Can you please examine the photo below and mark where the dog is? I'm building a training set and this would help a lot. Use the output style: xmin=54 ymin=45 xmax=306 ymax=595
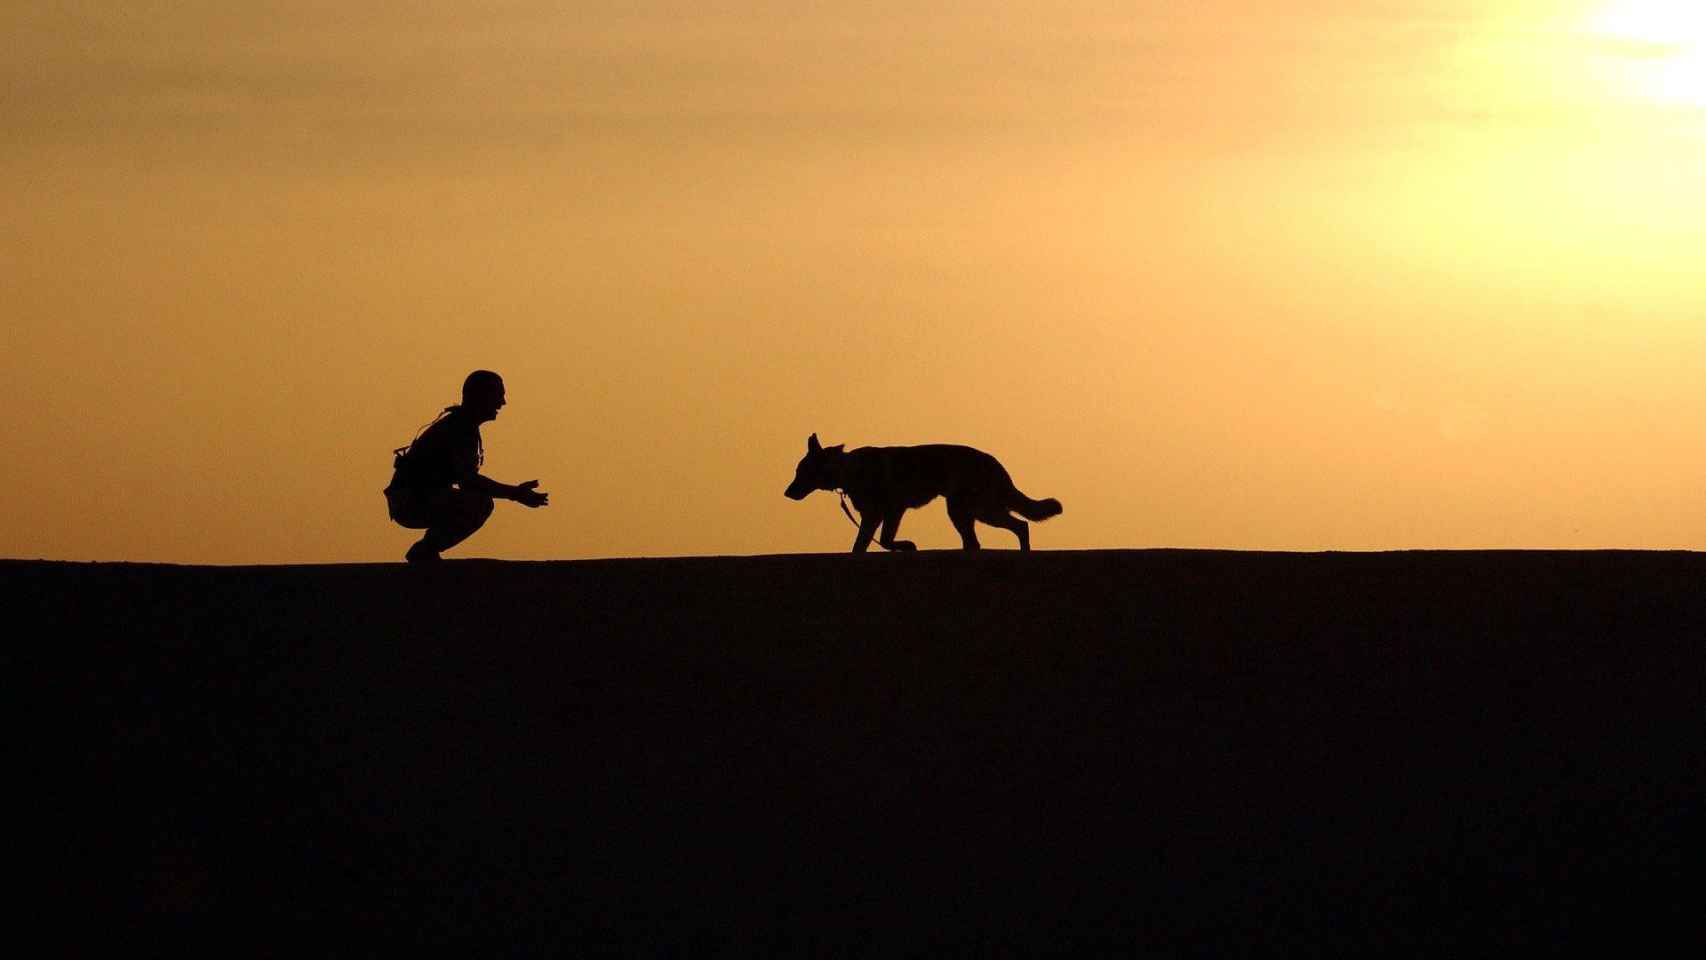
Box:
xmin=784 ymin=433 xmax=1062 ymax=552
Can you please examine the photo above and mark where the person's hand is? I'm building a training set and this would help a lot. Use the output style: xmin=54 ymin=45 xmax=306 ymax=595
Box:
xmin=514 ymin=480 xmax=549 ymax=508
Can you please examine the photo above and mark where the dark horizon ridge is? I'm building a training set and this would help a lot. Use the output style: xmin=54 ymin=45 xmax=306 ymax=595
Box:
xmin=27 ymin=550 xmax=1703 ymax=953
xmin=8 ymin=544 xmax=1705 ymax=570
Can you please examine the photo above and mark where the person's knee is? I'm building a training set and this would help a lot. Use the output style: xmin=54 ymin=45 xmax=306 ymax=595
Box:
xmin=425 ymin=491 xmax=494 ymax=549
xmin=467 ymin=492 xmax=495 ymax=524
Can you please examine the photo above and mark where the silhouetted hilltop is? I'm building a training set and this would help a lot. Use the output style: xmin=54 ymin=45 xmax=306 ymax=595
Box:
xmin=19 ymin=551 xmax=1703 ymax=954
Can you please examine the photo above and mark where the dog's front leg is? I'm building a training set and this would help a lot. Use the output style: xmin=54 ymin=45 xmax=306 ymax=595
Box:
xmin=852 ymin=512 xmax=879 ymax=553
xmin=879 ymin=510 xmax=916 ymax=552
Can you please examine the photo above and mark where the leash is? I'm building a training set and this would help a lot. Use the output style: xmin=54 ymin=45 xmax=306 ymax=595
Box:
xmin=836 ymin=489 xmax=893 ymax=551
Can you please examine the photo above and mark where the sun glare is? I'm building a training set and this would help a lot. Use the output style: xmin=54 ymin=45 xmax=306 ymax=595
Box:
xmin=1589 ymin=1 xmax=1706 ymax=106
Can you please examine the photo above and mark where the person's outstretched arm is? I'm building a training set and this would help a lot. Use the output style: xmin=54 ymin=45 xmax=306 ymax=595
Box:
xmin=468 ymin=473 xmax=549 ymax=507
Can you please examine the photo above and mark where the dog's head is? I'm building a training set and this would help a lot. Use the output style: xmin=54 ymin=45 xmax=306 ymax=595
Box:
xmin=784 ymin=433 xmax=843 ymax=500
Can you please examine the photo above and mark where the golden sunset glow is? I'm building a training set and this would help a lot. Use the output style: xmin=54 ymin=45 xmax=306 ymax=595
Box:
xmin=3 ymin=2 xmax=1704 ymax=562
xmin=1593 ymin=2 xmax=1706 ymax=43
xmin=1587 ymin=2 xmax=1706 ymax=105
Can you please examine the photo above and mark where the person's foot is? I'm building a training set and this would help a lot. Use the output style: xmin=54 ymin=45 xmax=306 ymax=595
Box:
xmin=404 ymin=541 xmax=442 ymax=564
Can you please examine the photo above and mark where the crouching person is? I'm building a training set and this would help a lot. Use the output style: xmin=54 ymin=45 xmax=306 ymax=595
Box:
xmin=385 ymin=370 xmax=549 ymax=563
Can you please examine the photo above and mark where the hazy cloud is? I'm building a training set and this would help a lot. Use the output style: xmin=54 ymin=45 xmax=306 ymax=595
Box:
xmin=3 ymin=1 xmax=1488 ymax=167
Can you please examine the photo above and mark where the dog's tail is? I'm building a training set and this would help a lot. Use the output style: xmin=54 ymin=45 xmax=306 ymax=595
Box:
xmin=1011 ymin=490 xmax=1063 ymax=522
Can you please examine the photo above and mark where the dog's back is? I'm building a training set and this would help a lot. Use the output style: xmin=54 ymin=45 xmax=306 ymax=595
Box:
xmin=841 ymin=444 xmax=1012 ymax=511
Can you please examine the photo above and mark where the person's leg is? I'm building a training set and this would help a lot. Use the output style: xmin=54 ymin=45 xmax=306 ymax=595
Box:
xmin=387 ymin=489 xmax=431 ymax=529
xmin=407 ymin=489 xmax=495 ymax=562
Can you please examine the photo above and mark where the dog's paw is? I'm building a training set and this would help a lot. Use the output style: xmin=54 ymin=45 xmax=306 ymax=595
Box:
xmin=888 ymin=540 xmax=917 ymax=552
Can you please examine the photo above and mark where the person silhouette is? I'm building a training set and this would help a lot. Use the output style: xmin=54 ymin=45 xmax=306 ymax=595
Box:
xmin=384 ymin=370 xmax=548 ymax=563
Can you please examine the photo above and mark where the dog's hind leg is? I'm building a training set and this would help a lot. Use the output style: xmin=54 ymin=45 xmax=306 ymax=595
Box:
xmin=947 ymin=499 xmax=981 ymax=550
xmin=879 ymin=510 xmax=916 ymax=552
xmin=980 ymin=510 xmax=1030 ymax=551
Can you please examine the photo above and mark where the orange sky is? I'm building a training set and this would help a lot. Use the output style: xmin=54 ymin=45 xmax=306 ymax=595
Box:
xmin=4 ymin=1 xmax=1704 ymax=562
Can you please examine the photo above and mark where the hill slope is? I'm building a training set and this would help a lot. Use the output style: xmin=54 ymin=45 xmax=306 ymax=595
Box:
xmin=17 ymin=551 xmax=1704 ymax=953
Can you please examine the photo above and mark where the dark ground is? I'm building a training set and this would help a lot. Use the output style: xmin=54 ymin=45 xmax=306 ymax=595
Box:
xmin=14 ymin=551 xmax=1705 ymax=954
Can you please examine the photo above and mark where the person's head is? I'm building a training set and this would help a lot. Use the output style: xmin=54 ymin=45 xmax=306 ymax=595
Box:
xmin=461 ymin=370 xmax=506 ymax=422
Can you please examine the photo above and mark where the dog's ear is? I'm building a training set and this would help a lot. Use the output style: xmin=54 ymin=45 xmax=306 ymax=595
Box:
xmin=807 ymin=433 xmax=821 ymax=454
xmin=827 ymin=444 xmax=844 ymax=454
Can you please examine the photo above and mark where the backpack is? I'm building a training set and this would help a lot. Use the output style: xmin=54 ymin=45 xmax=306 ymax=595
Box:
xmin=386 ymin=407 xmax=481 ymax=490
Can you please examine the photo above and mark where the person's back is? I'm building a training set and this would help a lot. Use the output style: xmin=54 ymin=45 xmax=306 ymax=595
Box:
xmin=387 ymin=408 xmax=480 ymax=495
xmin=384 ymin=370 xmax=548 ymax=563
